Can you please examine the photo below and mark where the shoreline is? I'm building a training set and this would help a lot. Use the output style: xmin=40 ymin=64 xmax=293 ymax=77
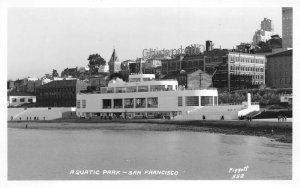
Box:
xmin=7 ymin=119 xmax=292 ymax=143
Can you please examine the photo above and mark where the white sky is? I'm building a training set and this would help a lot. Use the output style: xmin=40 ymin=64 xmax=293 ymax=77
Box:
xmin=7 ymin=7 xmax=282 ymax=80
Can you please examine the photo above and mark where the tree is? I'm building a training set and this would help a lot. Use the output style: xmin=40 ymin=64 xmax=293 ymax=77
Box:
xmin=52 ymin=69 xmax=59 ymax=77
xmin=87 ymin=54 xmax=106 ymax=75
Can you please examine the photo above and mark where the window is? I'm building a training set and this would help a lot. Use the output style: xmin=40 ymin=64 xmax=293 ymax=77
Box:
xmin=116 ymin=87 xmax=126 ymax=93
xmin=147 ymin=97 xmax=158 ymax=108
xmin=178 ymin=96 xmax=183 ymax=106
xmin=82 ymin=100 xmax=86 ymax=108
xmin=12 ymin=98 xmax=17 ymax=102
xmin=167 ymin=85 xmax=173 ymax=91
xmin=126 ymin=86 xmax=137 ymax=93
xmin=103 ymin=99 xmax=112 ymax=109
xmin=113 ymin=99 xmax=123 ymax=108
xmin=129 ymin=78 xmax=141 ymax=82
xmin=28 ymin=98 xmax=33 ymax=103
xmin=150 ymin=85 xmax=165 ymax=91
xmin=20 ymin=98 xmax=25 ymax=102
xmin=76 ymin=100 xmax=81 ymax=108
xmin=107 ymin=87 xmax=114 ymax=93
xmin=135 ymin=98 xmax=146 ymax=108
xmin=231 ymin=56 xmax=235 ymax=62
xmin=124 ymin=98 xmax=134 ymax=108
xmin=138 ymin=86 xmax=149 ymax=92
xmin=185 ymin=96 xmax=199 ymax=106
xmin=201 ymin=96 xmax=213 ymax=106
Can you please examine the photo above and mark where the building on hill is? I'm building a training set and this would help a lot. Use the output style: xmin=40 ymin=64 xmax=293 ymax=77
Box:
xmin=7 ymin=80 xmax=15 ymax=90
xmin=61 ymin=67 xmax=78 ymax=78
xmin=161 ymin=54 xmax=205 ymax=75
xmin=89 ymin=74 xmax=109 ymax=91
xmin=121 ymin=60 xmax=135 ymax=71
xmin=266 ymin=50 xmax=292 ymax=88
xmin=252 ymin=18 xmax=273 ymax=46
xmin=160 ymin=47 xmax=265 ymax=91
xmin=35 ymin=80 xmax=89 ymax=107
xmin=268 ymin=35 xmax=282 ymax=49
xmin=205 ymin=49 xmax=266 ymax=91
xmin=8 ymin=91 xmax=36 ymax=107
xmin=260 ymin=18 xmax=273 ymax=32
xmin=162 ymin=69 xmax=212 ymax=89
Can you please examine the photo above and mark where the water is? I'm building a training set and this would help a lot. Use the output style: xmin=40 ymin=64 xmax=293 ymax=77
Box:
xmin=8 ymin=123 xmax=292 ymax=180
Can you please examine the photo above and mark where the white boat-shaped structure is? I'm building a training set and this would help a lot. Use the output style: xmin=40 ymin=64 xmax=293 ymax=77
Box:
xmin=76 ymin=74 xmax=259 ymax=120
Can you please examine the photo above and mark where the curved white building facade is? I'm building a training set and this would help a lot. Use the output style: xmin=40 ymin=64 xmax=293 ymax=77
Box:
xmin=76 ymin=74 xmax=259 ymax=120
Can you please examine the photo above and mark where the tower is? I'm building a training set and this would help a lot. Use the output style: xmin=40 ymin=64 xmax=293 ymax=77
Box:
xmin=108 ymin=49 xmax=121 ymax=75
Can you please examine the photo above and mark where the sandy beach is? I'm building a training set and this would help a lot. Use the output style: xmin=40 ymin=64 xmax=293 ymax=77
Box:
xmin=7 ymin=118 xmax=292 ymax=143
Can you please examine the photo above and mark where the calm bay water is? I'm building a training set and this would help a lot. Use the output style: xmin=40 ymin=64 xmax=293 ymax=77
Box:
xmin=8 ymin=123 xmax=292 ymax=180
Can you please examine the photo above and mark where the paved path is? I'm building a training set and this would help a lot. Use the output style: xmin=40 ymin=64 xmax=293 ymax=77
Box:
xmin=252 ymin=118 xmax=292 ymax=122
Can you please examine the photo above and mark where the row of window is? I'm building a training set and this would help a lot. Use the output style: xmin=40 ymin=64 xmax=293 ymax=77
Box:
xmin=129 ymin=77 xmax=154 ymax=82
xmin=77 ymin=96 xmax=218 ymax=109
xmin=77 ymin=97 xmax=159 ymax=109
xmin=101 ymin=85 xmax=177 ymax=94
xmin=229 ymin=56 xmax=264 ymax=64
xmin=11 ymin=98 xmax=33 ymax=103
xmin=178 ymin=96 xmax=217 ymax=106
xmin=230 ymin=66 xmax=264 ymax=72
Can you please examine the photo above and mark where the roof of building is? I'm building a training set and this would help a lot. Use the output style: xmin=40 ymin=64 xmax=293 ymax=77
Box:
xmin=61 ymin=67 xmax=78 ymax=75
xmin=37 ymin=80 xmax=78 ymax=89
xmin=266 ymin=49 xmax=292 ymax=58
xmin=8 ymin=91 xmax=35 ymax=97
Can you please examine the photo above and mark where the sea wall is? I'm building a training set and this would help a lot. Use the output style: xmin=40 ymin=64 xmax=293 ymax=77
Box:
xmin=7 ymin=107 xmax=76 ymax=120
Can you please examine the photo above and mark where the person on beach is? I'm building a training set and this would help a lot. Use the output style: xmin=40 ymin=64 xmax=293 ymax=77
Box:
xmin=27 ymin=117 xmax=28 ymax=121
xmin=30 ymin=117 xmax=31 ymax=120
xmin=11 ymin=116 xmax=13 ymax=121
xmin=19 ymin=117 xmax=21 ymax=121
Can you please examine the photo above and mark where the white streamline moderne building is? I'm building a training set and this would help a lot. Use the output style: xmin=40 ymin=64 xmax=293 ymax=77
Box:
xmin=76 ymin=74 xmax=259 ymax=120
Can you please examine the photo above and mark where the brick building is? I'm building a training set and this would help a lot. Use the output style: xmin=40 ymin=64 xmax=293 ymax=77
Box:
xmin=206 ymin=49 xmax=266 ymax=91
xmin=160 ymin=49 xmax=266 ymax=91
xmin=36 ymin=80 xmax=89 ymax=107
xmin=266 ymin=50 xmax=292 ymax=88
xmin=161 ymin=55 xmax=205 ymax=75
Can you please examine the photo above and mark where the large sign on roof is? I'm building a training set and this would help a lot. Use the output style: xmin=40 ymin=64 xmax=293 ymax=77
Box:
xmin=142 ymin=44 xmax=205 ymax=59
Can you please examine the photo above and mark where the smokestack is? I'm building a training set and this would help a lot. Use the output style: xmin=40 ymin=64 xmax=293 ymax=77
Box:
xmin=206 ymin=40 xmax=212 ymax=51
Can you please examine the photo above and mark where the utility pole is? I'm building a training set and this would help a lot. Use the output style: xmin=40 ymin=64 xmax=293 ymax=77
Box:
xmin=211 ymin=69 xmax=217 ymax=88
